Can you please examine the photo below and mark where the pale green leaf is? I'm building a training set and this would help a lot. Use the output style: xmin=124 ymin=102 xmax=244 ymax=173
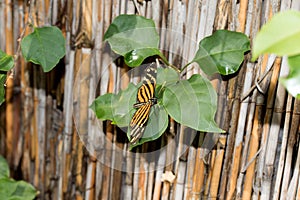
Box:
xmin=163 ymin=74 xmax=224 ymax=133
xmin=252 ymin=11 xmax=300 ymax=60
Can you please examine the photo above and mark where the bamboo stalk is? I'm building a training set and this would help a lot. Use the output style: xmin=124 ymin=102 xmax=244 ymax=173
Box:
xmin=133 ymin=149 xmax=141 ymax=200
xmin=236 ymin=0 xmax=248 ymax=33
xmin=153 ymin=149 xmax=166 ymax=199
xmin=181 ymin=0 xmax=199 ymax=74
xmin=161 ymin=135 xmax=176 ymax=200
xmin=183 ymin=147 xmax=196 ymax=199
xmin=109 ymin=108 xmax=120 ymax=196
xmin=268 ymin=57 xmax=289 ymax=200
xmin=75 ymin=139 xmax=84 ymax=196
xmin=5 ymin=0 xmax=14 ymax=166
xmin=272 ymin=94 xmax=293 ymax=200
xmin=285 ymin=100 xmax=300 ymax=200
xmin=209 ymin=139 xmax=226 ymax=199
xmin=85 ymin=157 xmax=96 ymax=200
xmin=296 ymin=135 xmax=300 ymax=199
xmin=173 ymin=160 xmax=186 ymax=200
xmin=279 ymin=100 xmax=300 ymax=199
xmin=241 ymin=56 xmax=278 ymax=200
xmin=191 ymin=147 xmax=205 ymax=199
xmin=252 ymin=54 xmax=276 ymax=200
xmin=123 ymin=142 xmax=133 ymax=198
xmin=138 ymin=151 xmax=147 ymax=200
xmin=236 ymin=78 xmax=256 ymax=199
xmin=204 ymin=150 xmax=215 ymax=198
xmin=147 ymin=154 xmax=156 ymax=200
xmin=241 ymin=89 xmax=264 ymax=200
xmin=218 ymin=85 xmax=239 ymax=198
xmin=224 ymin=0 xmax=249 ymax=196
xmin=226 ymin=60 xmax=254 ymax=200
xmin=260 ymin=57 xmax=282 ymax=199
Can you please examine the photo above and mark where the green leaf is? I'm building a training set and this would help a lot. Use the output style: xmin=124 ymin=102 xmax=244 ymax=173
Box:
xmin=163 ymin=74 xmax=224 ymax=133
xmin=252 ymin=11 xmax=300 ymax=60
xmin=191 ymin=30 xmax=250 ymax=75
xmin=90 ymin=93 xmax=114 ymax=120
xmin=21 ymin=26 xmax=66 ymax=72
xmin=157 ymin=67 xmax=180 ymax=86
xmin=0 ymin=178 xmax=38 ymax=200
xmin=90 ymin=83 xmax=138 ymax=127
xmin=0 ymin=155 xmax=9 ymax=179
xmin=128 ymin=104 xmax=168 ymax=149
xmin=124 ymin=48 xmax=163 ymax=67
xmin=0 ymin=74 xmax=6 ymax=106
xmin=280 ymin=54 xmax=300 ymax=98
xmin=0 ymin=50 xmax=14 ymax=71
xmin=156 ymin=67 xmax=180 ymax=99
xmin=104 ymin=14 xmax=164 ymax=67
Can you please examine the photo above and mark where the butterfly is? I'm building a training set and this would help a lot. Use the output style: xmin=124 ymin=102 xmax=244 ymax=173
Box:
xmin=130 ymin=62 xmax=157 ymax=144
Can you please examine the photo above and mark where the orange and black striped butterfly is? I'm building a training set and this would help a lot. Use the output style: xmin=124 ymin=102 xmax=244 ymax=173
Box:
xmin=130 ymin=62 xmax=157 ymax=144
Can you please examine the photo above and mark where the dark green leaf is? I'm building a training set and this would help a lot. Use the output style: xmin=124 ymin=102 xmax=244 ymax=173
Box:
xmin=0 ymin=50 xmax=14 ymax=71
xmin=280 ymin=54 xmax=300 ymax=98
xmin=90 ymin=83 xmax=137 ymax=127
xmin=104 ymin=14 xmax=163 ymax=67
xmin=0 ymin=178 xmax=38 ymax=200
xmin=163 ymin=74 xmax=224 ymax=133
xmin=128 ymin=104 xmax=168 ymax=149
xmin=0 ymin=155 xmax=9 ymax=179
xmin=0 ymin=74 xmax=6 ymax=106
xmin=124 ymin=48 xmax=163 ymax=67
xmin=252 ymin=11 xmax=300 ymax=60
xmin=21 ymin=26 xmax=66 ymax=72
xmin=191 ymin=30 xmax=250 ymax=75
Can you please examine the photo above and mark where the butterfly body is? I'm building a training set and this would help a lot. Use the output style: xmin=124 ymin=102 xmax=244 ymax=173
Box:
xmin=130 ymin=62 xmax=157 ymax=145
xmin=133 ymin=98 xmax=157 ymax=108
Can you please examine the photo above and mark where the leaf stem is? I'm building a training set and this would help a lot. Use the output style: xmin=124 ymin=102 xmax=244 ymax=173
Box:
xmin=158 ymin=54 xmax=181 ymax=73
xmin=180 ymin=62 xmax=192 ymax=73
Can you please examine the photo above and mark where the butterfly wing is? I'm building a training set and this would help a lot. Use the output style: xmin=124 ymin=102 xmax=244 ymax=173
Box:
xmin=130 ymin=103 xmax=152 ymax=144
xmin=130 ymin=62 xmax=157 ymax=144
xmin=135 ymin=63 xmax=157 ymax=105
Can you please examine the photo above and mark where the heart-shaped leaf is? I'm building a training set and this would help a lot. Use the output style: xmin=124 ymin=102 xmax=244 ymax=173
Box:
xmin=104 ymin=14 xmax=166 ymax=67
xmin=0 ymin=50 xmax=14 ymax=71
xmin=280 ymin=54 xmax=300 ymax=98
xmin=252 ymin=11 xmax=300 ymax=60
xmin=163 ymin=74 xmax=224 ymax=133
xmin=191 ymin=30 xmax=250 ymax=75
xmin=21 ymin=26 xmax=66 ymax=72
xmin=90 ymin=83 xmax=138 ymax=127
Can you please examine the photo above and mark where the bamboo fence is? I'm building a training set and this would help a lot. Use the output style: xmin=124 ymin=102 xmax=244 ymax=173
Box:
xmin=1 ymin=0 xmax=300 ymax=199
